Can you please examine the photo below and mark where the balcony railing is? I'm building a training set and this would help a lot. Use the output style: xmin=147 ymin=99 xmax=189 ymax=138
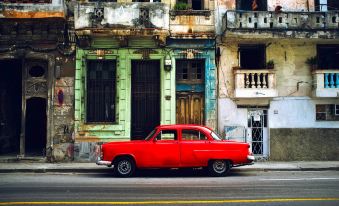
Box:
xmin=234 ymin=68 xmax=277 ymax=98
xmin=313 ymin=70 xmax=339 ymax=97
xmin=224 ymin=10 xmax=339 ymax=30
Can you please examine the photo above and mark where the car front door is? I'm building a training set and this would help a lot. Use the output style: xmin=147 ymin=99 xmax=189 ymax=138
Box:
xmin=148 ymin=129 xmax=180 ymax=168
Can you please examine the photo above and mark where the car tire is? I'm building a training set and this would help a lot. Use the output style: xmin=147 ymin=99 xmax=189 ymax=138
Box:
xmin=208 ymin=160 xmax=230 ymax=177
xmin=113 ymin=157 xmax=136 ymax=177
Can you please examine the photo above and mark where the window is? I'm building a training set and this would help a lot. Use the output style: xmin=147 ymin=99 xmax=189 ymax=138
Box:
xmin=86 ymin=60 xmax=116 ymax=123
xmin=155 ymin=130 xmax=178 ymax=140
xmin=239 ymin=44 xmax=266 ymax=69
xmin=315 ymin=0 xmax=339 ymax=11
xmin=316 ymin=104 xmax=339 ymax=121
xmin=177 ymin=0 xmax=203 ymax=10
xmin=182 ymin=130 xmax=207 ymax=141
xmin=236 ymin=0 xmax=267 ymax=11
xmin=176 ymin=60 xmax=204 ymax=83
xmin=317 ymin=45 xmax=339 ymax=69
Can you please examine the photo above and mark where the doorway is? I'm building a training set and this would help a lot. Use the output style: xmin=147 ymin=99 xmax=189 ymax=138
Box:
xmin=175 ymin=59 xmax=205 ymax=125
xmin=131 ymin=60 xmax=160 ymax=139
xmin=25 ymin=97 xmax=47 ymax=156
xmin=0 ymin=60 xmax=22 ymax=155
xmin=247 ymin=109 xmax=268 ymax=158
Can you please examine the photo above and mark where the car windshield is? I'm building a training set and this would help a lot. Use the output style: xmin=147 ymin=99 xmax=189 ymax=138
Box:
xmin=145 ymin=129 xmax=157 ymax=141
xmin=211 ymin=131 xmax=222 ymax=141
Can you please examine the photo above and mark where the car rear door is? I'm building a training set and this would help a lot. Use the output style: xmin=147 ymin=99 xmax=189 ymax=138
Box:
xmin=179 ymin=128 xmax=210 ymax=167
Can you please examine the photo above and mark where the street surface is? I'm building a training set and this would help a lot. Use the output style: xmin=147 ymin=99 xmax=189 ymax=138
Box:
xmin=0 ymin=169 xmax=338 ymax=205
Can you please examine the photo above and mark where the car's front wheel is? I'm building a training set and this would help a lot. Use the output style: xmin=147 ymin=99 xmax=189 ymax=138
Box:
xmin=208 ymin=160 xmax=230 ymax=177
xmin=113 ymin=157 xmax=136 ymax=177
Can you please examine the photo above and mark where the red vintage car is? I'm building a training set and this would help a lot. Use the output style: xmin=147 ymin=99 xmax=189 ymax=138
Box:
xmin=97 ymin=124 xmax=254 ymax=177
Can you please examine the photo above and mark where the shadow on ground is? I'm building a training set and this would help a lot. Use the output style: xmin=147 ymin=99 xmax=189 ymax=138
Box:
xmin=87 ymin=168 xmax=256 ymax=178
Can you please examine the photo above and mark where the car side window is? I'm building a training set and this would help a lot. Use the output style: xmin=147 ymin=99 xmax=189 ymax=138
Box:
xmin=155 ymin=130 xmax=178 ymax=141
xmin=182 ymin=130 xmax=207 ymax=141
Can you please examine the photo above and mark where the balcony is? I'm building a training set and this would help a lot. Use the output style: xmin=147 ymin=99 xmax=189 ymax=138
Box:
xmin=313 ymin=70 xmax=339 ymax=97
xmin=234 ymin=68 xmax=278 ymax=98
xmin=224 ymin=10 xmax=339 ymax=39
xmin=0 ymin=0 xmax=66 ymax=18
xmin=74 ymin=2 xmax=169 ymax=40
xmin=169 ymin=10 xmax=214 ymax=38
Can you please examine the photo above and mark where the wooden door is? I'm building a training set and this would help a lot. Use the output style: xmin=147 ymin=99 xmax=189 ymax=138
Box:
xmin=176 ymin=92 xmax=204 ymax=125
xmin=131 ymin=60 xmax=160 ymax=139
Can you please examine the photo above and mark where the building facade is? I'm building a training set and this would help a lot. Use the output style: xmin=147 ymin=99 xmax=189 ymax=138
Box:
xmin=1 ymin=0 xmax=338 ymax=162
xmin=0 ymin=0 xmax=75 ymax=161
xmin=216 ymin=0 xmax=339 ymax=160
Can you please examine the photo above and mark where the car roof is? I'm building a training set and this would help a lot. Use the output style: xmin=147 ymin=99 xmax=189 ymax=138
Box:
xmin=156 ymin=124 xmax=213 ymax=133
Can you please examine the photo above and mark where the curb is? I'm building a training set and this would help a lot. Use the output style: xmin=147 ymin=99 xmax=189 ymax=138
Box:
xmin=0 ymin=167 xmax=338 ymax=174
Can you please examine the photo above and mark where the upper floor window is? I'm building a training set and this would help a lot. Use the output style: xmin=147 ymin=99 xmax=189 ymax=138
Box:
xmin=317 ymin=45 xmax=339 ymax=69
xmin=176 ymin=59 xmax=205 ymax=83
xmin=236 ymin=0 xmax=267 ymax=11
xmin=315 ymin=0 xmax=339 ymax=11
xmin=132 ymin=0 xmax=161 ymax=2
xmin=86 ymin=60 xmax=116 ymax=123
xmin=176 ymin=0 xmax=203 ymax=10
xmin=238 ymin=44 xmax=266 ymax=69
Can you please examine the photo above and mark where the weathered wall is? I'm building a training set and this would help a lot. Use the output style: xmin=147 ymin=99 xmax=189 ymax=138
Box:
xmin=215 ymin=0 xmax=316 ymax=35
xmin=52 ymin=77 xmax=75 ymax=162
xmin=74 ymin=3 xmax=169 ymax=30
xmin=218 ymin=40 xmax=318 ymax=99
xmin=270 ymin=128 xmax=339 ymax=160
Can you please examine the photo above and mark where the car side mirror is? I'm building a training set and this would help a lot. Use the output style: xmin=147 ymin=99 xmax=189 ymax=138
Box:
xmin=153 ymin=138 xmax=157 ymax=143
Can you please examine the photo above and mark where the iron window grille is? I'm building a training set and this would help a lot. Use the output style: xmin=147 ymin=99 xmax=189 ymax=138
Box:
xmin=86 ymin=60 xmax=116 ymax=123
xmin=316 ymin=104 xmax=339 ymax=121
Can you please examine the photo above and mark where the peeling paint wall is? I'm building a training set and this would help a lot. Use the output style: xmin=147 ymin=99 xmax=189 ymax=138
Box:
xmin=74 ymin=3 xmax=169 ymax=30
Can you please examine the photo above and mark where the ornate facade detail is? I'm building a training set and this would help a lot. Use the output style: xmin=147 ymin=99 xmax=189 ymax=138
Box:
xmin=25 ymin=81 xmax=48 ymax=97
xmin=133 ymin=49 xmax=159 ymax=60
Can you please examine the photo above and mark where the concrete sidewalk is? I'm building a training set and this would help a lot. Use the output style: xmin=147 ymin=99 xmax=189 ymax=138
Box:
xmin=0 ymin=161 xmax=338 ymax=173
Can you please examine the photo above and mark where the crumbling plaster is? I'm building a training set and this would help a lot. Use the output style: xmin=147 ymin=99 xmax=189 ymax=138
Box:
xmin=215 ymin=0 xmax=316 ymax=35
xmin=218 ymin=39 xmax=320 ymax=99
xmin=74 ymin=3 xmax=169 ymax=30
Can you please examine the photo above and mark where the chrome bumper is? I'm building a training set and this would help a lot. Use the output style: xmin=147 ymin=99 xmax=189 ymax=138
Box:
xmin=247 ymin=155 xmax=255 ymax=161
xmin=96 ymin=157 xmax=112 ymax=167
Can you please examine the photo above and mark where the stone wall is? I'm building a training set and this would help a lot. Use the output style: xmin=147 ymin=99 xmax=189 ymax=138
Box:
xmin=270 ymin=128 xmax=339 ymax=160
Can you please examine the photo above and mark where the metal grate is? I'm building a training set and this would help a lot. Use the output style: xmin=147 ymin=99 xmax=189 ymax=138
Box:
xmin=248 ymin=109 xmax=267 ymax=155
xmin=86 ymin=60 xmax=116 ymax=123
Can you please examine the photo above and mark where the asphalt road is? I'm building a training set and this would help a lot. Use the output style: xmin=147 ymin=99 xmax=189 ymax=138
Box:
xmin=0 ymin=169 xmax=338 ymax=206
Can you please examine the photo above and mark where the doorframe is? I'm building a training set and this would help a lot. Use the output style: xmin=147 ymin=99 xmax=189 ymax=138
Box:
xmin=0 ymin=51 xmax=55 ymax=157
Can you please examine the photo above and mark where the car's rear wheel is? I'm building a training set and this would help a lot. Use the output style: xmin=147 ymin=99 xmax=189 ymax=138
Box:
xmin=113 ymin=157 xmax=135 ymax=177
xmin=208 ymin=160 xmax=230 ymax=177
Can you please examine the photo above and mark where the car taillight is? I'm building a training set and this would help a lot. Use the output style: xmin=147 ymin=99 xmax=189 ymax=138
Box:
xmin=248 ymin=144 xmax=253 ymax=155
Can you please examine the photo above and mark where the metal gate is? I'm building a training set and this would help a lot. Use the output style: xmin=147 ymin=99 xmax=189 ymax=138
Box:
xmin=131 ymin=60 xmax=160 ymax=139
xmin=247 ymin=109 xmax=268 ymax=158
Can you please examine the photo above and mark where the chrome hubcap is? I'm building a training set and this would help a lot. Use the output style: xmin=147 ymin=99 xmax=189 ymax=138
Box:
xmin=117 ymin=160 xmax=131 ymax=175
xmin=213 ymin=160 xmax=226 ymax=173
